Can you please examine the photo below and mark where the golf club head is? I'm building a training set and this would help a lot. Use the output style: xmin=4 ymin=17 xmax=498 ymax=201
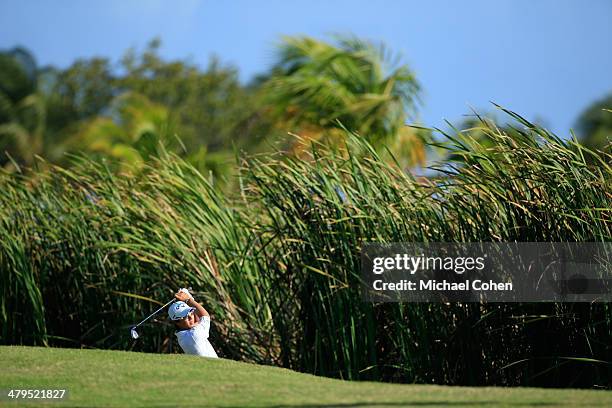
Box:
xmin=130 ymin=326 xmax=139 ymax=339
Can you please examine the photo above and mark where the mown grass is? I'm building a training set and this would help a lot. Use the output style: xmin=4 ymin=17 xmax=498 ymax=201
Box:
xmin=1 ymin=346 xmax=611 ymax=407
xmin=1 ymin=108 xmax=611 ymax=388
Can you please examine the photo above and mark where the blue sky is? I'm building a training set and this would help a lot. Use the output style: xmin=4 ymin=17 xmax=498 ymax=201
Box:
xmin=1 ymin=0 xmax=611 ymax=135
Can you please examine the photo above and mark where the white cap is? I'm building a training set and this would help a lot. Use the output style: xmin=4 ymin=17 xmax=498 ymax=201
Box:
xmin=168 ymin=301 xmax=195 ymax=321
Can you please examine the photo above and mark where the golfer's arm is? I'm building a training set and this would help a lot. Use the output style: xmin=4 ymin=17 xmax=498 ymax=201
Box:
xmin=188 ymin=298 xmax=209 ymax=318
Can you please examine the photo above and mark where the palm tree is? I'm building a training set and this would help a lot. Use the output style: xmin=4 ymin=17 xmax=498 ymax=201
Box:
xmin=71 ymin=92 xmax=232 ymax=180
xmin=69 ymin=92 xmax=173 ymax=170
xmin=262 ymin=35 xmax=427 ymax=166
xmin=0 ymin=47 xmax=46 ymax=169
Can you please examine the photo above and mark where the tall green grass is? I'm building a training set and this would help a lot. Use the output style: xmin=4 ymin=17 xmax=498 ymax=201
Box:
xmin=1 ymin=109 xmax=610 ymax=387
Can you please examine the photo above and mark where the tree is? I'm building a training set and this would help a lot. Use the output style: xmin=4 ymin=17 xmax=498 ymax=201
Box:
xmin=0 ymin=48 xmax=116 ymax=170
xmin=0 ymin=47 xmax=46 ymax=169
xmin=70 ymin=91 xmax=234 ymax=180
xmin=0 ymin=42 xmax=263 ymax=180
xmin=118 ymin=39 xmax=259 ymax=153
xmin=68 ymin=92 xmax=172 ymax=170
xmin=261 ymin=35 xmax=427 ymax=166
xmin=45 ymin=58 xmax=115 ymax=127
xmin=575 ymin=94 xmax=611 ymax=155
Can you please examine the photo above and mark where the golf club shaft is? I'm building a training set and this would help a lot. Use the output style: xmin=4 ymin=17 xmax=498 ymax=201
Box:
xmin=133 ymin=287 xmax=193 ymax=328
xmin=134 ymin=298 xmax=175 ymax=328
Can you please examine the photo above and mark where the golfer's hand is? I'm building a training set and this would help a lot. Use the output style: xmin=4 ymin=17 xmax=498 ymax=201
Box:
xmin=175 ymin=288 xmax=193 ymax=302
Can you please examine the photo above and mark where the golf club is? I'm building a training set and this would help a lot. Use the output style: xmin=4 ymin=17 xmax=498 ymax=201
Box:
xmin=129 ymin=287 xmax=192 ymax=339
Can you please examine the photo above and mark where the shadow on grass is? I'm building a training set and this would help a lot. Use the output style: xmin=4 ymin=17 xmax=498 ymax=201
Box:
xmin=218 ymin=401 xmax=572 ymax=408
xmin=136 ymin=403 xmax=578 ymax=408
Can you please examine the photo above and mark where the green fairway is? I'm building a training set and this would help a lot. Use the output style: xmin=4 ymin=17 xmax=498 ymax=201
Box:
xmin=0 ymin=347 xmax=610 ymax=407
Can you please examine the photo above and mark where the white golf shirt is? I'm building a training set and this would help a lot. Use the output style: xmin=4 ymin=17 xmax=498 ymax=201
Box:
xmin=175 ymin=316 xmax=219 ymax=358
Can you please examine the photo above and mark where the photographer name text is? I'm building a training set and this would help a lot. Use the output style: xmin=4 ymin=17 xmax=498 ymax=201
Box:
xmin=372 ymin=279 xmax=512 ymax=291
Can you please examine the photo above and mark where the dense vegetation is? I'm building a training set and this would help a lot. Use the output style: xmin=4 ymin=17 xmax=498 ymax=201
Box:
xmin=1 ymin=37 xmax=435 ymax=179
xmin=1 ymin=109 xmax=610 ymax=388
xmin=2 ymin=38 xmax=608 ymax=175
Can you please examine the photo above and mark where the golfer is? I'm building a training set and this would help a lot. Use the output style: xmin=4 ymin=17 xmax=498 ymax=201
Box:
xmin=169 ymin=288 xmax=219 ymax=358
